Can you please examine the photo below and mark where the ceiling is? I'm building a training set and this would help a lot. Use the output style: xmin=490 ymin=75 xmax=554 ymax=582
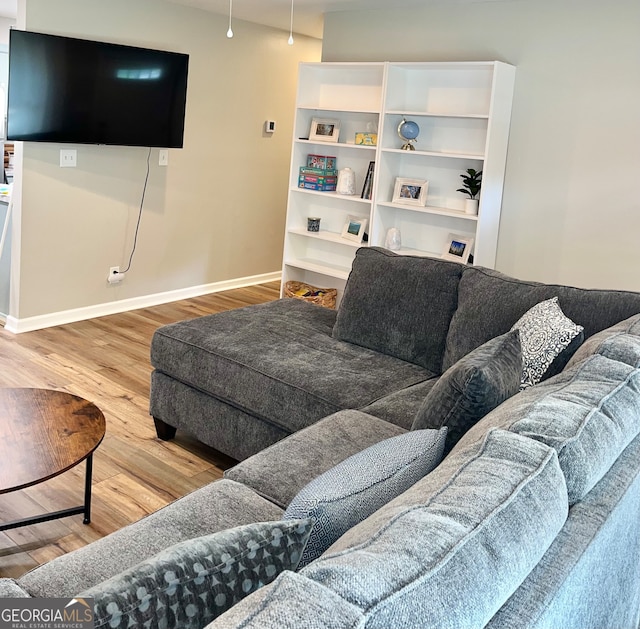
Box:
xmin=0 ymin=0 xmax=439 ymax=40
xmin=164 ymin=0 xmax=433 ymax=39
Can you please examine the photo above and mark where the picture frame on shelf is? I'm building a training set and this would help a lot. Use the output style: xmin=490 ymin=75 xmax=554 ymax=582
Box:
xmin=392 ymin=177 xmax=428 ymax=207
xmin=441 ymin=233 xmax=475 ymax=264
xmin=341 ymin=215 xmax=369 ymax=243
xmin=361 ymin=161 xmax=375 ymax=200
xmin=309 ymin=118 xmax=341 ymax=143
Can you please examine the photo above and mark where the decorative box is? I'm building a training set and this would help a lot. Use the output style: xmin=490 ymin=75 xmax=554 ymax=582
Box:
xmin=307 ymin=154 xmax=336 ymax=171
xmin=355 ymin=132 xmax=377 ymax=146
xmin=299 ymin=166 xmax=338 ymax=177
xmin=298 ymin=173 xmax=338 ymax=191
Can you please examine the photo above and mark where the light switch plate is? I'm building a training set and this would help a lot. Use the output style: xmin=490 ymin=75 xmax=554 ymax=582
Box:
xmin=60 ymin=149 xmax=77 ymax=167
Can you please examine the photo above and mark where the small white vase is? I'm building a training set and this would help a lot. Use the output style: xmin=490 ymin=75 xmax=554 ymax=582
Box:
xmin=385 ymin=228 xmax=402 ymax=251
xmin=465 ymin=199 xmax=479 ymax=215
xmin=336 ymin=167 xmax=356 ymax=196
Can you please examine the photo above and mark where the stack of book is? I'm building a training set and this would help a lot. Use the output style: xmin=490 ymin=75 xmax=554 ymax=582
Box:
xmin=298 ymin=154 xmax=337 ymax=191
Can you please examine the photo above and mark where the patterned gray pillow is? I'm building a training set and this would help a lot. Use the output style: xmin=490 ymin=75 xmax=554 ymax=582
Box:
xmin=283 ymin=428 xmax=447 ymax=568
xmin=511 ymin=297 xmax=583 ymax=389
xmin=80 ymin=519 xmax=314 ymax=629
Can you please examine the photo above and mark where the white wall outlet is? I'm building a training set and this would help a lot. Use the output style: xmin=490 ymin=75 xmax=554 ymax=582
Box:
xmin=264 ymin=120 xmax=276 ymax=134
xmin=159 ymin=150 xmax=169 ymax=166
xmin=107 ymin=266 xmax=125 ymax=283
xmin=60 ymin=149 xmax=77 ymax=167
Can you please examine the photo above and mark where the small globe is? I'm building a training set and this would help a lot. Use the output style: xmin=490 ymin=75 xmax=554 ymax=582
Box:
xmin=398 ymin=119 xmax=420 ymax=141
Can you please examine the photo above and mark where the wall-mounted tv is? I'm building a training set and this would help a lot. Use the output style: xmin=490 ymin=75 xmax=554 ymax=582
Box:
xmin=7 ymin=30 xmax=189 ymax=148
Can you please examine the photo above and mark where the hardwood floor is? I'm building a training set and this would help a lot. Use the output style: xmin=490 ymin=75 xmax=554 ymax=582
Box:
xmin=0 ymin=281 xmax=281 ymax=578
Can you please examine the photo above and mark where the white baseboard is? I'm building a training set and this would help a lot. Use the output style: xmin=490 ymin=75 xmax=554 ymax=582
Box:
xmin=3 ymin=271 xmax=281 ymax=334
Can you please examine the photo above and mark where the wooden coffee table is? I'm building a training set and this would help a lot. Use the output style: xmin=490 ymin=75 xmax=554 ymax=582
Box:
xmin=0 ymin=388 xmax=106 ymax=531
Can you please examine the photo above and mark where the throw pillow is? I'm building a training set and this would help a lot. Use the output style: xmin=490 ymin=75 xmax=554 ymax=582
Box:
xmin=511 ymin=296 xmax=583 ymax=389
xmin=300 ymin=430 xmax=567 ymax=629
xmin=411 ymin=330 xmax=522 ymax=452
xmin=80 ymin=519 xmax=314 ymax=629
xmin=283 ymin=428 xmax=447 ymax=568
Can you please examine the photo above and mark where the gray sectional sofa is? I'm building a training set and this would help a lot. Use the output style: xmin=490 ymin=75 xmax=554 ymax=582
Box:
xmin=150 ymin=247 xmax=640 ymax=460
xmin=3 ymin=247 xmax=640 ymax=629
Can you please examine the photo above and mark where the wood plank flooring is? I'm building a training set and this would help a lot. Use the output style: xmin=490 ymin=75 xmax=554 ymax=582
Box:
xmin=0 ymin=281 xmax=281 ymax=578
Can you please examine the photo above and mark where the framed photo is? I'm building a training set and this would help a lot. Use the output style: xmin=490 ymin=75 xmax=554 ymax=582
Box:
xmin=310 ymin=118 xmax=340 ymax=143
xmin=341 ymin=215 xmax=369 ymax=243
xmin=392 ymin=177 xmax=428 ymax=206
xmin=441 ymin=233 xmax=475 ymax=264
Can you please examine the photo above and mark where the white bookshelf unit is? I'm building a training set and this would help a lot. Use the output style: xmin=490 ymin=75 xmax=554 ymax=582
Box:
xmin=281 ymin=61 xmax=515 ymax=302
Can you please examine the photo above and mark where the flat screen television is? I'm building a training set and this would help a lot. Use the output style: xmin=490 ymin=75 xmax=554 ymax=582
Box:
xmin=6 ymin=29 xmax=189 ymax=148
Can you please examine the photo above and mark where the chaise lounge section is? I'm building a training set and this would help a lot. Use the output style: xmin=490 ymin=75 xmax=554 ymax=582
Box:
xmin=150 ymin=246 xmax=640 ymax=460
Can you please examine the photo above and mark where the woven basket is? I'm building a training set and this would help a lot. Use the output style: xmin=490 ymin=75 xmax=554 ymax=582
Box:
xmin=284 ymin=281 xmax=337 ymax=309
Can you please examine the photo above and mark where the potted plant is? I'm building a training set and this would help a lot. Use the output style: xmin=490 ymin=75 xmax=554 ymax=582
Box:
xmin=457 ymin=168 xmax=482 ymax=215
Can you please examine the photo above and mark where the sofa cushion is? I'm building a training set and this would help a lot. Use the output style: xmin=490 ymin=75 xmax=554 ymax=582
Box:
xmin=301 ymin=429 xmax=567 ymax=629
xmin=80 ymin=519 xmax=313 ymax=629
xmin=18 ymin=480 xmax=284 ymax=598
xmin=412 ymin=330 xmax=522 ymax=451
xmin=225 ymin=410 xmax=406 ymax=509
xmin=359 ymin=378 xmax=439 ymax=430
xmin=151 ymin=298 xmax=432 ymax=434
xmin=443 ymin=265 xmax=640 ymax=372
xmin=511 ymin=297 xmax=583 ymax=389
xmin=566 ymin=313 xmax=640 ymax=369
xmin=487 ymin=431 xmax=640 ymax=629
xmin=206 ymin=571 xmax=365 ymax=629
xmin=283 ymin=428 xmax=447 ymax=568
xmin=453 ymin=354 xmax=640 ymax=505
xmin=332 ymin=247 xmax=463 ymax=373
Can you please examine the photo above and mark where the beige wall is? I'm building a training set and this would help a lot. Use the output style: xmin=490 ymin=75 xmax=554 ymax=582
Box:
xmin=10 ymin=0 xmax=321 ymax=323
xmin=0 ymin=17 xmax=14 ymax=44
xmin=323 ymin=0 xmax=640 ymax=291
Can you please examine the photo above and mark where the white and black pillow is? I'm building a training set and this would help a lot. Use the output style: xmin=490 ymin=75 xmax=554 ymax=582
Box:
xmin=511 ymin=297 xmax=583 ymax=389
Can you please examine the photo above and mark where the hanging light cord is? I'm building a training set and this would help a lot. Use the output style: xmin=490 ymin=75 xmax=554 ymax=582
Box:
xmin=227 ymin=0 xmax=234 ymax=38
xmin=288 ymin=0 xmax=294 ymax=45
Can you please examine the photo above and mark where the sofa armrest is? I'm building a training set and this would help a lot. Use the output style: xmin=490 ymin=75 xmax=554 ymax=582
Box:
xmin=0 ymin=578 xmax=30 ymax=597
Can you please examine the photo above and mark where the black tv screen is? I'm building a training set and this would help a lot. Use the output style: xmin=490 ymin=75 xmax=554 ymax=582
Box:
xmin=7 ymin=30 xmax=189 ymax=148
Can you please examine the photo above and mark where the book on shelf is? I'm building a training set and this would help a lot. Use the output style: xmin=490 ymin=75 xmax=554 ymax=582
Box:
xmin=361 ymin=161 xmax=375 ymax=200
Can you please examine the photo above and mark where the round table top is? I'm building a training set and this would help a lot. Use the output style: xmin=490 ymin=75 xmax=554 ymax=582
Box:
xmin=0 ymin=388 xmax=106 ymax=494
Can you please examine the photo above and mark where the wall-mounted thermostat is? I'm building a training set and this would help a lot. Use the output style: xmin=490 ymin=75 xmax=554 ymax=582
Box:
xmin=265 ymin=120 xmax=276 ymax=133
